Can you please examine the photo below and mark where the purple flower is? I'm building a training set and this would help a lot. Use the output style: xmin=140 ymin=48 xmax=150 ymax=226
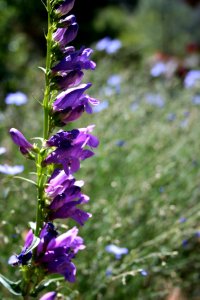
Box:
xmin=179 ymin=217 xmax=187 ymax=223
xmin=5 ymin=91 xmax=27 ymax=106
xmin=8 ymin=230 xmax=34 ymax=266
xmin=43 ymin=126 xmax=98 ymax=175
xmin=9 ymin=128 xmax=33 ymax=154
xmin=53 ymin=23 xmax=78 ymax=49
xmin=55 ymin=70 xmax=84 ymax=90
xmin=36 ymin=224 xmax=85 ymax=282
xmin=56 ymin=0 xmax=75 ymax=16
xmin=105 ymin=244 xmax=128 ymax=259
xmin=52 ymin=47 xmax=96 ymax=74
xmin=0 ymin=164 xmax=24 ymax=175
xmin=53 ymin=83 xmax=92 ymax=111
xmin=45 ymin=170 xmax=90 ymax=225
xmin=39 ymin=292 xmax=57 ymax=300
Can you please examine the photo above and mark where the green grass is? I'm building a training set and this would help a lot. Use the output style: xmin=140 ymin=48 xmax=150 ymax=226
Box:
xmin=1 ymin=55 xmax=200 ymax=299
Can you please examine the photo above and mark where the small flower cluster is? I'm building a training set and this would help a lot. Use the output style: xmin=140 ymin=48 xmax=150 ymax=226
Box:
xmin=8 ymin=0 xmax=99 ymax=297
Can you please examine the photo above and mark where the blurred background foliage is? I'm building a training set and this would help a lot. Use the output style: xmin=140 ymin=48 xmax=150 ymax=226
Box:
xmin=1 ymin=0 xmax=200 ymax=299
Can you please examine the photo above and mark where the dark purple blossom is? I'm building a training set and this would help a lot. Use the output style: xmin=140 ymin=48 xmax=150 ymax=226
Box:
xmin=9 ymin=128 xmax=33 ymax=154
xmin=36 ymin=224 xmax=85 ymax=282
xmin=55 ymin=0 xmax=75 ymax=16
xmin=43 ymin=126 xmax=98 ymax=174
xmin=52 ymin=47 xmax=96 ymax=74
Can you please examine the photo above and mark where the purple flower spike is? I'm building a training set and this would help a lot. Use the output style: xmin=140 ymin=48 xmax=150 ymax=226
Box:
xmin=39 ymin=292 xmax=57 ymax=300
xmin=9 ymin=128 xmax=33 ymax=154
xmin=56 ymin=0 xmax=75 ymax=16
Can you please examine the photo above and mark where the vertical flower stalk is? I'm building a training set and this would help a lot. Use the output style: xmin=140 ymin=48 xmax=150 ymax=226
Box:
xmin=1 ymin=0 xmax=99 ymax=299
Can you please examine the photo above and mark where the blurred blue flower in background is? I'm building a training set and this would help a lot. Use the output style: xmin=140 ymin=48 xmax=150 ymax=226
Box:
xmin=166 ymin=113 xmax=176 ymax=122
xmin=0 ymin=164 xmax=24 ymax=175
xmin=107 ymin=74 xmax=122 ymax=87
xmin=5 ymin=91 xmax=28 ymax=106
xmin=150 ymin=62 xmax=166 ymax=77
xmin=140 ymin=269 xmax=148 ymax=276
xmin=93 ymin=100 xmax=109 ymax=113
xmin=184 ymin=70 xmax=200 ymax=88
xmin=145 ymin=93 xmax=165 ymax=108
xmin=105 ymin=244 xmax=128 ymax=259
xmin=96 ymin=37 xmax=122 ymax=54
xmin=130 ymin=101 xmax=139 ymax=112
xmin=179 ymin=217 xmax=187 ymax=223
xmin=0 ymin=147 xmax=6 ymax=155
xmin=192 ymin=94 xmax=200 ymax=105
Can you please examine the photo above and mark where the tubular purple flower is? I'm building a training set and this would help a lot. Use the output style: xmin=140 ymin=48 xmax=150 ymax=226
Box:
xmin=59 ymin=14 xmax=76 ymax=27
xmin=55 ymin=70 xmax=84 ymax=90
xmin=36 ymin=225 xmax=85 ymax=282
xmin=53 ymin=83 xmax=92 ymax=111
xmin=9 ymin=128 xmax=33 ymax=154
xmin=43 ymin=126 xmax=98 ymax=174
xmin=56 ymin=0 xmax=75 ymax=16
xmin=52 ymin=47 xmax=96 ymax=74
xmin=53 ymin=23 xmax=78 ymax=49
xmin=39 ymin=292 xmax=57 ymax=300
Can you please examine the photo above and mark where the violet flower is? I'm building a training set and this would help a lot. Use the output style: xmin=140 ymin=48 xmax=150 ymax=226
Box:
xmin=43 ymin=126 xmax=98 ymax=174
xmin=39 ymin=292 xmax=57 ymax=300
xmin=55 ymin=0 xmax=75 ymax=16
xmin=52 ymin=47 xmax=96 ymax=74
xmin=9 ymin=128 xmax=33 ymax=155
xmin=53 ymin=23 xmax=78 ymax=49
xmin=36 ymin=224 xmax=85 ymax=282
xmin=8 ymin=230 xmax=34 ymax=266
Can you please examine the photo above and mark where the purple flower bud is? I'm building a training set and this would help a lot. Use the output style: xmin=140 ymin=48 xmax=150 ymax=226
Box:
xmin=56 ymin=0 xmax=75 ymax=16
xmin=59 ymin=14 xmax=76 ymax=27
xmin=9 ymin=128 xmax=33 ymax=154
xmin=56 ymin=70 xmax=84 ymax=90
xmin=53 ymin=23 xmax=78 ymax=49
xmin=39 ymin=292 xmax=57 ymax=300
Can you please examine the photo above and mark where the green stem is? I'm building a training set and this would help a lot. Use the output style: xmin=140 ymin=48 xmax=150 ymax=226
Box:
xmin=35 ymin=0 xmax=52 ymax=237
xmin=43 ymin=0 xmax=52 ymax=141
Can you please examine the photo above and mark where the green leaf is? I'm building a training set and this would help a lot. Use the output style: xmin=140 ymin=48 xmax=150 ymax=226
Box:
xmin=23 ymin=236 xmax=40 ymax=255
xmin=33 ymin=274 xmax=64 ymax=295
xmin=0 ymin=274 xmax=22 ymax=296
xmin=13 ymin=176 xmax=36 ymax=186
